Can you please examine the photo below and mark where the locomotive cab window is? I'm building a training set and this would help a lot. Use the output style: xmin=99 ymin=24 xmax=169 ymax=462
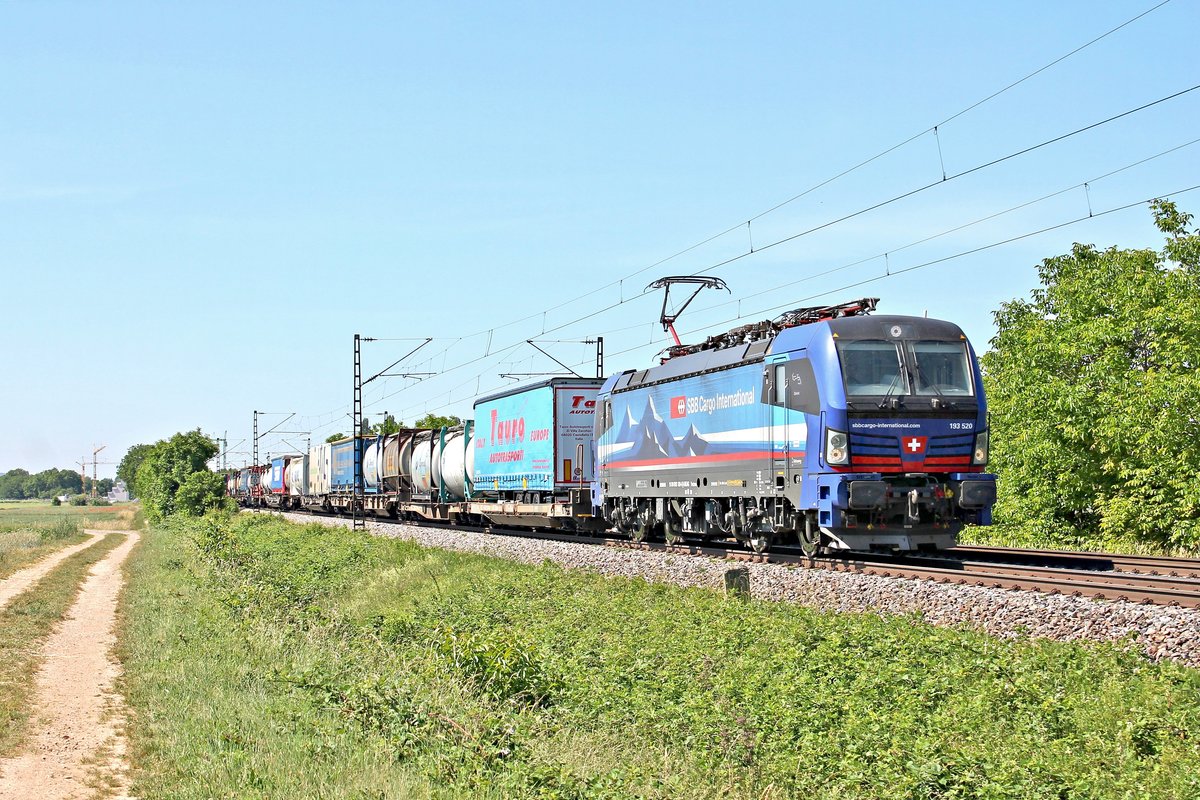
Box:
xmin=908 ymin=341 xmax=973 ymax=396
xmin=838 ymin=340 xmax=908 ymax=397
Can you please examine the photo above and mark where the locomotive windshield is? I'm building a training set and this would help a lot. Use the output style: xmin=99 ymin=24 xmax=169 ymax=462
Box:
xmin=837 ymin=339 xmax=974 ymax=399
xmin=909 ymin=341 xmax=972 ymax=396
xmin=839 ymin=341 xmax=909 ymax=396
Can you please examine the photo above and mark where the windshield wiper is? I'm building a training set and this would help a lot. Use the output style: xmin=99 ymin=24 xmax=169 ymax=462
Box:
xmin=877 ymin=371 xmax=905 ymax=410
xmin=913 ymin=360 xmax=955 ymax=409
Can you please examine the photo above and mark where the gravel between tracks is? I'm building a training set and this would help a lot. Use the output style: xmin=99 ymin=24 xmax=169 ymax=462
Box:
xmin=279 ymin=512 xmax=1200 ymax=668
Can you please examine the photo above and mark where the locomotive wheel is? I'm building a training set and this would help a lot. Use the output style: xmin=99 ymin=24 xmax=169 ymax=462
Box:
xmin=630 ymin=521 xmax=650 ymax=543
xmin=799 ymin=515 xmax=822 ymax=557
xmin=664 ymin=520 xmax=684 ymax=546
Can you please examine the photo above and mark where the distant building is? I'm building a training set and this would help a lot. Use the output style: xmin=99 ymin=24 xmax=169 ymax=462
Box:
xmin=106 ymin=480 xmax=130 ymax=503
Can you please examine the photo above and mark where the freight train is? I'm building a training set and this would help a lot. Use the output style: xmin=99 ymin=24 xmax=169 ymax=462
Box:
xmin=229 ymin=299 xmax=997 ymax=553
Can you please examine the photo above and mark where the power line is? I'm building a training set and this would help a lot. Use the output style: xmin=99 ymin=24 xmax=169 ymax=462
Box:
xmin=603 ymin=137 xmax=1200 ymax=324
xmin=355 ymin=1 xmax=1171 ymax=356
xmin=682 ymin=84 xmax=1200 ymax=280
xmin=229 ymin=7 xmax=1183 ymax=439
xmin=332 ymin=117 xmax=1195 ymax=431
xmin=369 ymin=86 xmax=1199 ymax=404
xmin=595 ymin=184 xmax=1200 ymax=364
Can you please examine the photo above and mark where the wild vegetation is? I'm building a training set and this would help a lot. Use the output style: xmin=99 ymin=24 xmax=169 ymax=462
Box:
xmin=120 ymin=513 xmax=1200 ymax=799
xmin=979 ymin=201 xmax=1200 ymax=553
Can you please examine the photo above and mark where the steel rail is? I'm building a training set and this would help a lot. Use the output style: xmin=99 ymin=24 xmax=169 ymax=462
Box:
xmin=950 ymin=544 xmax=1200 ymax=579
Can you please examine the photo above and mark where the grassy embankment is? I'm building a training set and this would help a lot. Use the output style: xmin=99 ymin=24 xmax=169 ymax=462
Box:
xmin=0 ymin=531 xmax=128 ymax=753
xmin=120 ymin=513 xmax=1200 ymax=799
xmin=0 ymin=501 xmax=143 ymax=579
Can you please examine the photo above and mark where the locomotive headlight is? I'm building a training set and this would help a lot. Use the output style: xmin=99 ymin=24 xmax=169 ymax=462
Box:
xmin=825 ymin=428 xmax=850 ymax=466
xmin=972 ymin=430 xmax=989 ymax=465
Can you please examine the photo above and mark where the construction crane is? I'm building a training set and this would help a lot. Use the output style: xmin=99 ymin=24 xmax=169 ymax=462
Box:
xmin=91 ymin=445 xmax=106 ymax=498
xmin=75 ymin=458 xmax=89 ymax=497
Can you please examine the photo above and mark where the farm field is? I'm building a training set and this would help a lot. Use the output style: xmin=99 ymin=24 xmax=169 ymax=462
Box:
xmin=0 ymin=500 xmax=141 ymax=579
xmin=119 ymin=513 xmax=1200 ymax=800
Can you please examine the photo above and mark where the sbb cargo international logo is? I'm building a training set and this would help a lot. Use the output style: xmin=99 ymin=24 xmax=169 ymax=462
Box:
xmin=670 ymin=396 xmax=687 ymax=418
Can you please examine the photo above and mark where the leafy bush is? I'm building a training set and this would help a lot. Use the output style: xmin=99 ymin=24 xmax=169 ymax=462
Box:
xmin=174 ymin=471 xmax=227 ymax=517
xmin=69 ymin=495 xmax=88 ymax=506
xmin=131 ymin=430 xmax=220 ymax=522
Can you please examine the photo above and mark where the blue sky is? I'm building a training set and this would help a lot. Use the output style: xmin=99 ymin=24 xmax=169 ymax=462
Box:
xmin=2 ymin=1 xmax=1197 ymax=476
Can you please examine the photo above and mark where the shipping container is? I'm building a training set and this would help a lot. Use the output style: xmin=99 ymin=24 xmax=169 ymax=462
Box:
xmin=265 ymin=457 xmax=288 ymax=495
xmin=306 ymin=442 xmax=332 ymax=498
xmin=330 ymin=438 xmax=356 ymax=491
xmin=473 ymin=377 xmax=603 ymax=495
xmin=286 ymin=454 xmax=308 ymax=497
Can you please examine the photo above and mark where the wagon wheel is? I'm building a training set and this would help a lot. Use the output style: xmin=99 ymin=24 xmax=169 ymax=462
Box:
xmin=663 ymin=519 xmax=684 ymax=546
xmin=799 ymin=514 xmax=822 ymax=557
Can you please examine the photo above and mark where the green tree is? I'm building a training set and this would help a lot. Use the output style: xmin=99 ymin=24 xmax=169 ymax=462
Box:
xmin=175 ymin=471 xmax=230 ymax=516
xmin=368 ymin=413 xmax=402 ymax=435
xmin=135 ymin=430 xmax=221 ymax=522
xmin=0 ymin=468 xmax=83 ymax=499
xmin=982 ymin=200 xmax=1200 ymax=549
xmin=0 ymin=469 xmax=30 ymax=499
xmin=117 ymin=443 xmax=153 ymax=498
xmin=325 ymin=433 xmax=346 ymax=443
xmin=414 ymin=413 xmax=462 ymax=429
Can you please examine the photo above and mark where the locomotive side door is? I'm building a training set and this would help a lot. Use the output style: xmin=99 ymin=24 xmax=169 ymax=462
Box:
xmin=766 ymin=355 xmax=790 ymax=494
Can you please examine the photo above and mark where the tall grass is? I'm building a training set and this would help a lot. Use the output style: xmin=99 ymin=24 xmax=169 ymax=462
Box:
xmin=0 ymin=516 xmax=87 ymax=579
xmin=120 ymin=514 xmax=1200 ymax=800
xmin=86 ymin=505 xmax=143 ymax=531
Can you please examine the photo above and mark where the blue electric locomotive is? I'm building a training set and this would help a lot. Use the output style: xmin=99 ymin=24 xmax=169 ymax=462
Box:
xmin=593 ymin=299 xmax=997 ymax=553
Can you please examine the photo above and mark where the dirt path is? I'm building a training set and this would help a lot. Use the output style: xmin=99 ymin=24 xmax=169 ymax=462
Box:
xmin=0 ymin=531 xmax=140 ymax=800
xmin=0 ymin=531 xmax=107 ymax=611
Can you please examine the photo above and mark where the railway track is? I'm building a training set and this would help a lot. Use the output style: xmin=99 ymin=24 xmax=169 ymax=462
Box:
xmin=948 ymin=543 xmax=1200 ymax=579
xmin=263 ymin=509 xmax=1200 ymax=609
xmin=600 ymin=539 xmax=1200 ymax=608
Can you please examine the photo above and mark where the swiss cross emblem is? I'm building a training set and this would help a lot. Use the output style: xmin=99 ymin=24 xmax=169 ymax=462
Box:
xmin=902 ymin=436 xmax=928 ymax=455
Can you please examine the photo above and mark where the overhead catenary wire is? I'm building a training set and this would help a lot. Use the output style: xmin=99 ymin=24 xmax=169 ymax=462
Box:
xmin=303 ymin=115 xmax=1199 ymax=438
xmin=593 ymin=183 xmax=1200 ymax=365
xmin=391 ymin=180 xmax=1200 ymax=422
xmin=623 ymin=137 xmax=1200 ymax=323
xmin=686 ymin=84 xmax=1200 ymax=280
xmin=394 ymin=2 xmax=1175 ymax=346
xmin=367 ymin=87 xmax=1199 ymax=404
xmin=230 ymin=6 xmax=1184 ymax=446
